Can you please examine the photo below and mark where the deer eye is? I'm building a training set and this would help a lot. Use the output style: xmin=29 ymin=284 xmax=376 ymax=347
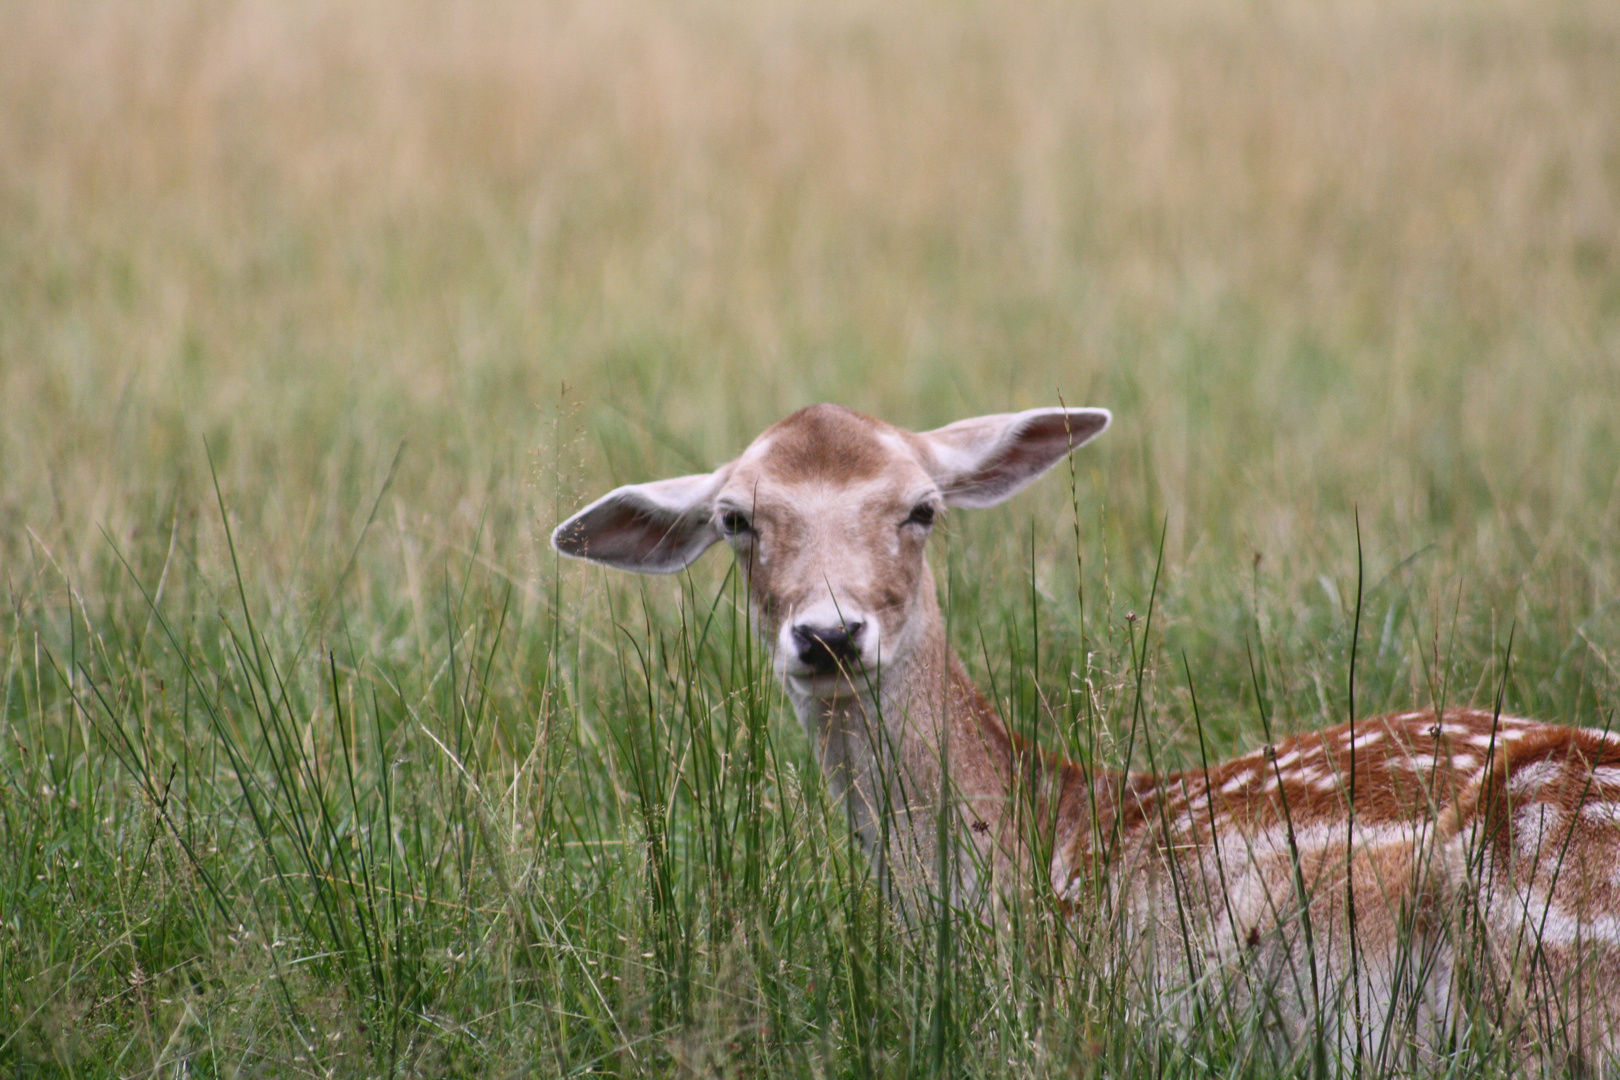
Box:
xmin=718 ymin=510 xmax=753 ymax=538
xmin=904 ymin=503 xmax=936 ymax=530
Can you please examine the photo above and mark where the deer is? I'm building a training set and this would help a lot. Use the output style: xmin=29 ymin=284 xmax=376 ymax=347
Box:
xmin=552 ymin=403 xmax=1620 ymax=1068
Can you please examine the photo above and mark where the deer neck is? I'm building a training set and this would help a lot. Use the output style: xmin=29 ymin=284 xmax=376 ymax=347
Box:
xmin=779 ymin=582 xmax=1031 ymax=903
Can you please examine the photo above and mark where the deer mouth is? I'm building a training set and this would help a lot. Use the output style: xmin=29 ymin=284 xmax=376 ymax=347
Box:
xmin=777 ymin=648 xmax=882 ymax=696
xmin=780 ymin=666 xmax=879 ymax=699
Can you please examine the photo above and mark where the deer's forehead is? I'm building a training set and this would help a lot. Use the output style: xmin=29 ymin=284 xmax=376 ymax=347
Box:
xmin=734 ymin=406 xmax=924 ymax=485
xmin=716 ymin=405 xmax=936 ymax=516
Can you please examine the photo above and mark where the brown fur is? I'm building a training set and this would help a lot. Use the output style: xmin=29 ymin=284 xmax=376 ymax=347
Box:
xmin=755 ymin=404 xmax=896 ymax=484
xmin=1044 ymin=708 xmax=1620 ymax=1063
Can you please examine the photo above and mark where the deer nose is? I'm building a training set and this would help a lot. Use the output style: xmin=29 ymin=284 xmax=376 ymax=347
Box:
xmin=792 ymin=621 xmax=866 ymax=675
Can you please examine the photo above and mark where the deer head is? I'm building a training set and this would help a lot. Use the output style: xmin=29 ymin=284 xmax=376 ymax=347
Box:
xmin=552 ymin=404 xmax=1110 ymax=698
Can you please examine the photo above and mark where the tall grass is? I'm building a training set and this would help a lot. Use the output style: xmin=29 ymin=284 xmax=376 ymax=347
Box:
xmin=1 ymin=0 xmax=1617 ymax=1074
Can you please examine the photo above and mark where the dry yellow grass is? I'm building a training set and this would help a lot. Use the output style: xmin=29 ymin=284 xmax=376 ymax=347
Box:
xmin=4 ymin=0 xmax=1615 ymax=508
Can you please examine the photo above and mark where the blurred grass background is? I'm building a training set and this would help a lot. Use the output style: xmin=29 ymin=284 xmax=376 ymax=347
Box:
xmin=2 ymin=0 xmax=1618 ymax=1074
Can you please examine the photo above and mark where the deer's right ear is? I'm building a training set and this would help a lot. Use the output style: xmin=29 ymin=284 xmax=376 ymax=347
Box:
xmin=551 ymin=470 xmax=728 ymax=574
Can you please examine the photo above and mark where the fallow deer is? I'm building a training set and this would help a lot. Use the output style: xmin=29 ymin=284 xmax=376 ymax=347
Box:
xmin=552 ymin=403 xmax=1620 ymax=1066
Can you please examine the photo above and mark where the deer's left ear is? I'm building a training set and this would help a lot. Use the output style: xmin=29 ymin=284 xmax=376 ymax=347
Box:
xmin=917 ymin=407 xmax=1111 ymax=509
xmin=551 ymin=468 xmax=730 ymax=574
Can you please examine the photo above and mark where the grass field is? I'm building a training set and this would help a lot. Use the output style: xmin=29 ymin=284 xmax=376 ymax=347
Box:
xmin=2 ymin=0 xmax=1618 ymax=1074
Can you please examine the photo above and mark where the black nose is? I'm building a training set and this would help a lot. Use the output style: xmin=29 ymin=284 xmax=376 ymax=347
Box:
xmin=792 ymin=621 xmax=865 ymax=675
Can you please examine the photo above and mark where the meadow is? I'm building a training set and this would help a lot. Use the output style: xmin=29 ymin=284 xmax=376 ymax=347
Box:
xmin=1 ymin=0 xmax=1618 ymax=1074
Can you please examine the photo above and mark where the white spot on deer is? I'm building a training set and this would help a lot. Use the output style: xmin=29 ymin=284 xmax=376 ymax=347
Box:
xmin=1287 ymin=821 xmax=1417 ymax=859
xmin=1582 ymin=728 xmax=1620 ymax=745
xmin=1502 ymin=889 xmax=1620 ymax=948
xmin=1581 ymin=802 xmax=1620 ymax=827
xmin=1509 ymin=888 xmax=1577 ymax=942
xmin=1274 ymin=749 xmax=1302 ymax=770
xmin=1591 ymin=767 xmax=1620 ymax=788
xmin=1514 ymin=803 xmax=1568 ymax=860
xmin=1509 ymin=760 xmax=1562 ymax=796
xmin=1467 ymin=732 xmax=1504 ymax=749
xmin=1397 ymin=711 xmax=1426 ymax=722
xmin=1220 ymin=770 xmax=1256 ymax=795
xmin=1449 ymin=754 xmax=1479 ymax=773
